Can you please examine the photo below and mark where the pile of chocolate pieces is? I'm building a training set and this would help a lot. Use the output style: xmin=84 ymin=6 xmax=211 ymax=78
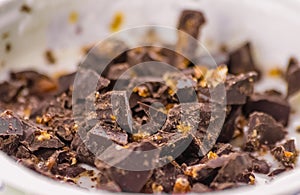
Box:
xmin=0 ymin=10 xmax=299 ymax=193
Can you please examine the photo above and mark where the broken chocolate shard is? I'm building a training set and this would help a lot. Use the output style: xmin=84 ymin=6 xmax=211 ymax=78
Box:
xmin=225 ymin=71 xmax=257 ymax=105
xmin=175 ymin=10 xmax=206 ymax=69
xmin=244 ymin=112 xmax=286 ymax=151
xmin=10 ymin=70 xmax=57 ymax=97
xmin=218 ymin=106 xmax=242 ymax=142
xmin=105 ymin=63 xmax=130 ymax=80
xmin=228 ymin=42 xmax=260 ymax=76
xmin=271 ymin=139 xmax=298 ymax=167
xmin=211 ymin=153 xmax=251 ymax=187
xmin=250 ymin=156 xmax=270 ymax=174
xmin=150 ymin=163 xmax=183 ymax=193
xmin=268 ymin=168 xmax=288 ymax=177
xmin=0 ymin=81 xmax=24 ymax=103
xmin=286 ymin=57 xmax=300 ymax=97
xmin=244 ymin=93 xmax=291 ymax=126
xmin=57 ymin=72 xmax=76 ymax=94
xmin=104 ymin=141 xmax=159 ymax=193
xmin=177 ymin=10 xmax=206 ymax=39
xmin=87 ymin=123 xmax=128 ymax=147
xmin=0 ymin=110 xmax=24 ymax=136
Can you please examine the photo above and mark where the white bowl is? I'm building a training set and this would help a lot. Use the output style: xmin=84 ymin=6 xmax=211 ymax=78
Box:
xmin=0 ymin=0 xmax=300 ymax=194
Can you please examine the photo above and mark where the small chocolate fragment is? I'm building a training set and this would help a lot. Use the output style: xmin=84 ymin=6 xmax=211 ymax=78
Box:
xmin=244 ymin=93 xmax=291 ymax=126
xmin=225 ymin=72 xmax=257 ymax=105
xmin=57 ymin=72 xmax=76 ymax=94
xmin=0 ymin=110 xmax=24 ymax=136
xmin=10 ymin=70 xmax=57 ymax=97
xmin=286 ymin=57 xmax=300 ymax=97
xmin=268 ymin=168 xmax=288 ymax=177
xmin=218 ymin=106 xmax=242 ymax=142
xmin=150 ymin=163 xmax=183 ymax=193
xmin=0 ymin=81 xmax=24 ymax=103
xmin=175 ymin=10 xmax=206 ymax=69
xmin=105 ymin=142 xmax=159 ymax=193
xmin=251 ymin=156 xmax=270 ymax=174
xmin=20 ymin=4 xmax=31 ymax=13
xmin=105 ymin=63 xmax=130 ymax=80
xmin=93 ymin=91 xmax=133 ymax=133
xmin=87 ymin=123 xmax=128 ymax=147
xmin=45 ymin=50 xmax=56 ymax=64
xmin=177 ymin=10 xmax=206 ymax=39
xmin=51 ymin=163 xmax=86 ymax=178
xmin=211 ymin=153 xmax=252 ymax=188
xmin=244 ymin=112 xmax=287 ymax=151
xmin=228 ymin=42 xmax=260 ymax=76
xmin=20 ymin=121 xmax=65 ymax=152
xmin=271 ymin=139 xmax=298 ymax=167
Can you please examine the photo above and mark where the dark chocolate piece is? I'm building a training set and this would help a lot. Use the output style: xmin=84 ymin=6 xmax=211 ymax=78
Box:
xmin=0 ymin=110 xmax=24 ymax=136
xmin=286 ymin=57 xmax=300 ymax=97
xmin=104 ymin=142 xmax=159 ymax=193
xmin=211 ymin=153 xmax=252 ymax=187
xmin=251 ymin=157 xmax=270 ymax=174
xmin=244 ymin=112 xmax=287 ymax=151
xmin=10 ymin=70 xmax=57 ymax=97
xmin=175 ymin=10 xmax=206 ymax=69
xmin=218 ymin=106 xmax=242 ymax=142
xmin=244 ymin=93 xmax=290 ymax=126
xmin=0 ymin=81 xmax=24 ymax=103
xmin=57 ymin=72 xmax=76 ymax=94
xmin=268 ymin=168 xmax=287 ymax=177
xmin=271 ymin=139 xmax=298 ymax=167
xmin=228 ymin=42 xmax=260 ymax=76
xmin=225 ymin=72 xmax=257 ymax=105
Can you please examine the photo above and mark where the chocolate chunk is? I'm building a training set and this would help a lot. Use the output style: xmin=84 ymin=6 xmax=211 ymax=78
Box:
xmin=51 ymin=163 xmax=86 ymax=178
xmin=175 ymin=10 xmax=206 ymax=69
xmin=184 ymin=154 xmax=233 ymax=184
xmin=105 ymin=63 xmax=130 ymax=80
xmin=57 ymin=72 xmax=76 ymax=94
xmin=211 ymin=153 xmax=252 ymax=187
xmin=127 ymin=47 xmax=173 ymax=67
xmin=251 ymin=157 xmax=270 ymax=174
xmin=228 ymin=42 xmax=260 ymax=76
xmin=15 ymin=145 xmax=31 ymax=159
xmin=177 ymin=10 xmax=206 ymax=39
xmin=10 ymin=70 xmax=57 ymax=97
xmin=0 ymin=81 xmax=24 ymax=103
xmin=225 ymin=72 xmax=257 ymax=105
xmin=286 ymin=57 xmax=300 ymax=97
xmin=0 ymin=135 xmax=20 ymax=156
xmin=244 ymin=112 xmax=287 ymax=151
xmin=73 ymin=69 xmax=104 ymax=101
xmin=76 ymin=142 xmax=95 ymax=166
xmin=271 ymin=139 xmax=298 ymax=167
xmin=87 ymin=123 xmax=128 ymax=148
xmin=104 ymin=141 xmax=159 ymax=193
xmin=268 ymin=168 xmax=288 ymax=177
xmin=218 ymin=106 xmax=242 ymax=142
xmin=0 ymin=110 xmax=24 ymax=136
xmin=93 ymin=91 xmax=133 ymax=133
xmin=21 ymin=125 xmax=65 ymax=152
xmin=244 ymin=93 xmax=291 ymax=126
xmin=150 ymin=163 xmax=183 ymax=193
